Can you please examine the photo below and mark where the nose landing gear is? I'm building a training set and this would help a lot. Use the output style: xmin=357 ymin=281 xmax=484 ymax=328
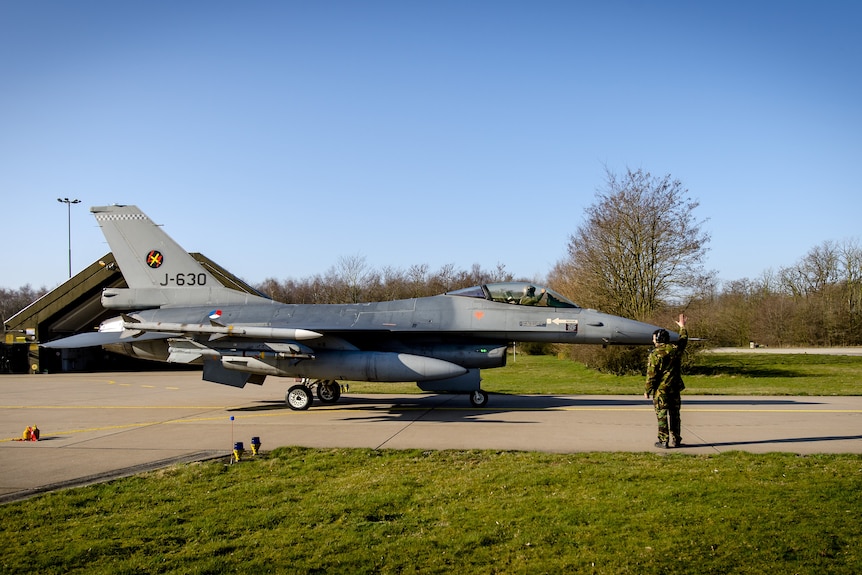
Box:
xmin=469 ymin=389 xmax=489 ymax=408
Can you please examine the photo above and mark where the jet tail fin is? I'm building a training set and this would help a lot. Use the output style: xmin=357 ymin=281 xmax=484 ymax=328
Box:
xmin=92 ymin=205 xmax=222 ymax=290
xmin=91 ymin=205 xmax=271 ymax=308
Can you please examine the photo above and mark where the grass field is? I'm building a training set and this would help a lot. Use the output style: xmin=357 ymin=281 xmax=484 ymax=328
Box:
xmin=1 ymin=352 xmax=861 ymax=574
xmin=2 ymin=448 xmax=860 ymax=574
xmin=347 ymin=351 xmax=862 ymax=396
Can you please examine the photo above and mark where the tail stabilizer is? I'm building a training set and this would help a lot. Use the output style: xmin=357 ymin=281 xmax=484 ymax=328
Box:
xmin=92 ymin=205 xmax=221 ymax=289
xmin=91 ymin=205 xmax=272 ymax=308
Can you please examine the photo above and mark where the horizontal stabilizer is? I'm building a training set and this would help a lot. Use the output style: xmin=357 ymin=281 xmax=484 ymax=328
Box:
xmin=41 ymin=331 xmax=176 ymax=349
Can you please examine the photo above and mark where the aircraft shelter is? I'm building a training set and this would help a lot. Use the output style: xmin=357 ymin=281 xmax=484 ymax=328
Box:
xmin=2 ymin=253 xmax=261 ymax=374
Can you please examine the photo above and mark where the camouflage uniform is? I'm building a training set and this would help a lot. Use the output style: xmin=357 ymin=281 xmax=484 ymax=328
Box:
xmin=645 ymin=326 xmax=688 ymax=446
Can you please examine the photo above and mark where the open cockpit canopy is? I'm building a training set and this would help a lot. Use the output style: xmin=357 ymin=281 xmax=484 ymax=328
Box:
xmin=447 ymin=282 xmax=580 ymax=308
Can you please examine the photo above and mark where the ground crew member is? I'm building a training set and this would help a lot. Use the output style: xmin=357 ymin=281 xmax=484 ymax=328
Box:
xmin=645 ymin=314 xmax=688 ymax=448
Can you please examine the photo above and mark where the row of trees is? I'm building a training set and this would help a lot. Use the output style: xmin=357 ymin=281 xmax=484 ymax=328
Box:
xmin=256 ymin=259 xmax=514 ymax=305
xmin=3 ymin=169 xmax=859 ymax=354
xmin=691 ymin=239 xmax=862 ymax=347
xmin=1 ymin=285 xmax=47 ymax=328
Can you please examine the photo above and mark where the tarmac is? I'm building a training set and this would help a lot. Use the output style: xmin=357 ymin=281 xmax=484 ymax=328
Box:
xmin=2 ymin=371 xmax=861 ymax=503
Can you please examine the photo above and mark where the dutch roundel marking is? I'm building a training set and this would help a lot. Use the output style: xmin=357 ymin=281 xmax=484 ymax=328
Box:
xmin=146 ymin=250 xmax=164 ymax=269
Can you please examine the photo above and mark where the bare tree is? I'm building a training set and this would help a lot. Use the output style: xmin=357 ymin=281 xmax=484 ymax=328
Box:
xmin=428 ymin=263 xmax=458 ymax=294
xmin=552 ymin=168 xmax=710 ymax=321
xmin=258 ymin=278 xmax=289 ymax=302
xmin=840 ymin=239 xmax=862 ymax=343
xmin=329 ymin=254 xmax=373 ymax=303
xmin=776 ymin=239 xmax=862 ymax=346
xmin=1 ymin=285 xmax=49 ymax=326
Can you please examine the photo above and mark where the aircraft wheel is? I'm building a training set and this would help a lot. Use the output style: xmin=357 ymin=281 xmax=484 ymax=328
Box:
xmin=469 ymin=390 xmax=488 ymax=408
xmin=286 ymin=385 xmax=313 ymax=411
xmin=316 ymin=380 xmax=341 ymax=403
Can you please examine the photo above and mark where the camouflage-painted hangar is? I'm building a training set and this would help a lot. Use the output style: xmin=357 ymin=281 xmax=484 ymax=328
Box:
xmin=2 ymin=253 xmax=260 ymax=374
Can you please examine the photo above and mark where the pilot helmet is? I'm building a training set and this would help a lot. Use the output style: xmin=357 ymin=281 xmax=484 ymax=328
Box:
xmin=653 ymin=328 xmax=670 ymax=344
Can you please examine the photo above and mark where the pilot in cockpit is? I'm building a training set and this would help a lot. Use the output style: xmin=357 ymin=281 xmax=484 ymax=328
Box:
xmin=519 ymin=285 xmax=547 ymax=305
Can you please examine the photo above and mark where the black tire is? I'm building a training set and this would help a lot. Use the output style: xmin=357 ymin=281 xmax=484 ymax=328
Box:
xmin=316 ymin=380 xmax=341 ymax=403
xmin=286 ymin=385 xmax=313 ymax=410
xmin=469 ymin=390 xmax=488 ymax=407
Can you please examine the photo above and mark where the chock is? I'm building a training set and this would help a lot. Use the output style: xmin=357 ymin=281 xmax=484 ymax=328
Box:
xmin=19 ymin=425 xmax=40 ymax=442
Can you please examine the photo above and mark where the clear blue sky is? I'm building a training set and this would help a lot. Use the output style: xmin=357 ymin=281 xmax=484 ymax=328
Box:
xmin=2 ymin=1 xmax=860 ymax=291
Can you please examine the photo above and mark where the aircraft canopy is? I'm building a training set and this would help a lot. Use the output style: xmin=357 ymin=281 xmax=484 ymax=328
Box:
xmin=447 ymin=283 xmax=580 ymax=308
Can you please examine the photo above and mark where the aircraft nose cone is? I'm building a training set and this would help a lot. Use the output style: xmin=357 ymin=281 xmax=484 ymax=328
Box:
xmin=609 ymin=317 xmax=671 ymax=345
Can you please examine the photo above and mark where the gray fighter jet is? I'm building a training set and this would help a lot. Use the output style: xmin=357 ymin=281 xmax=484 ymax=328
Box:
xmin=44 ymin=205 xmax=668 ymax=409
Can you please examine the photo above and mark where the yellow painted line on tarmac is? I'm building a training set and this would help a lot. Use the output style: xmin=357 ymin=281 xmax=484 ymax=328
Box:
xmin=378 ymin=405 xmax=862 ymax=414
xmin=3 ymin=401 xmax=859 ymax=443
xmin=4 ymin=401 xmax=860 ymax=414
xmin=106 ymin=381 xmax=179 ymax=391
xmin=561 ymin=407 xmax=862 ymax=413
xmin=0 ymin=421 xmax=162 ymax=442
xmin=0 ymin=410 xmax=294 ymax=442
xmin=683 ymin=408 xmax=862 ymax=413
xmin=0 ymin=405 xmax=231 ymax=410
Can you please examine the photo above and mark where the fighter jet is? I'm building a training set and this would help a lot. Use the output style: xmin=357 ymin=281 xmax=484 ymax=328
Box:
xmin=44 ymin=205 xmax=667 ymax=409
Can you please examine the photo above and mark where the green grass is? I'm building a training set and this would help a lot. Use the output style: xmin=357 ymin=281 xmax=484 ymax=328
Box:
xmin=2 ymin=448 xmax=860 ymax=574
xmin=684 ymin=353 xmax=862 ymax=395
xmin=347 ymin=352 xmax=862 ymax=396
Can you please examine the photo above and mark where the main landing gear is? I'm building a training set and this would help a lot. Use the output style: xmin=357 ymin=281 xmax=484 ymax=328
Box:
xmin=284 ymin=379 xmax=490 ymax=410
xmin=285 ymin=379 xmax=341 ymax=411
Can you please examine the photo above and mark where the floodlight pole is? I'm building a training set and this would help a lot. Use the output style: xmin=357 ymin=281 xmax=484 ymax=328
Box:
xmin=57 ymin=198 xmax=81 ymax=278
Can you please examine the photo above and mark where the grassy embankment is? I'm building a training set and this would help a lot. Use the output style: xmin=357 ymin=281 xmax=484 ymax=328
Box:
xmin=1 ymin=353 xmax=860 ymax=574
xmin=2 ymin=448 xmax=860 ymax=574
xmin=350 ymin=351 xmax=862 ymax=396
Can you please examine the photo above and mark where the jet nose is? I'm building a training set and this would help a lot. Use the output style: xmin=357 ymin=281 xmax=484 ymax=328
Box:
xmin=608 ymin=317 xmax=670 ymax=345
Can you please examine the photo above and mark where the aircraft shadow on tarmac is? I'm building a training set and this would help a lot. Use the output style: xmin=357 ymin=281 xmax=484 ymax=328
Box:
xmin=225 ymin=395 xmax=854 ymax=445
xmin=226 ymin=393 xmax=825 ymax=416
xmin=227 ymin=395 xmax=529 ymax=424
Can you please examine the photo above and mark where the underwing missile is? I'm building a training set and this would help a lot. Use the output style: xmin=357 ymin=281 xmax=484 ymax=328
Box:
xmin=121 ymin=318 xmax=322 ymax=342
